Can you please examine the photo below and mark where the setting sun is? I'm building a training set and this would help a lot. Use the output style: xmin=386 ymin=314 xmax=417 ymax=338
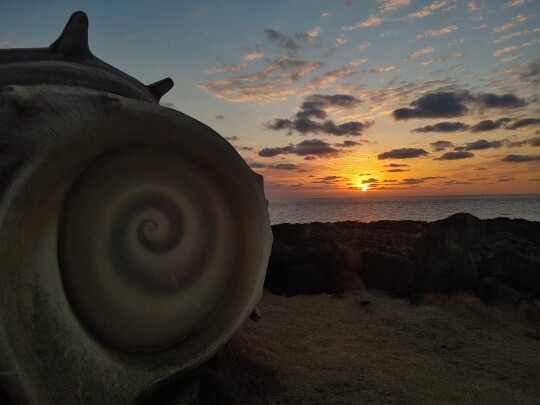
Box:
xmin=361 ymin=184 xmax=368 ymax=192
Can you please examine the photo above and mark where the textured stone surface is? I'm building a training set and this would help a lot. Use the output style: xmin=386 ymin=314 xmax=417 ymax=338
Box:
xmin=266 ymin=222 xmax=362 ymax=295
xmin=415 ymin=213 xmax=483 ymax=292
xmin=0 ymin=12 xmax=272 ymax=404
xmin=479 ymin=277 xmax=534 ymax=307
xmin=358 ymin=250 xmax=416 ymax=294
xmin=479 ymin=249 xmax=540 ymax=297
xmin=269 ymin=215 xmax=539 ymax=297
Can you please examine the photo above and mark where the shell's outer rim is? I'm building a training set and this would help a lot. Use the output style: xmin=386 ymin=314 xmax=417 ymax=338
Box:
xmin=0 ymin=85 xmax=272 ymax=403
xmin=0 ymin=11 xmax=173 ymax=103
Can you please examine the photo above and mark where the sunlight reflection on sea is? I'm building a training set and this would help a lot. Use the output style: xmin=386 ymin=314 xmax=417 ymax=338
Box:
xmin=268 ymin=194 xmax=540 ymax=224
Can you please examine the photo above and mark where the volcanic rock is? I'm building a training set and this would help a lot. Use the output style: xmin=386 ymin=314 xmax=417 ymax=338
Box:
xmin=266 ymin=264 xmax=329 ymax=297
xmin=358 ymin=250 xmax=416 ymax=294
xmin=415 ymin=213 xmax=483 ymax=292
xmin=266 ymin=222 xmax=362 ymax=295
xmin=479 ymin=277 xmax=534 ymax=307
xmin=479 ymin=249 xmax=540 ymax=297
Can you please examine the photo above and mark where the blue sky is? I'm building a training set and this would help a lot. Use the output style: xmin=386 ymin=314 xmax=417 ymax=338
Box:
xmin=1 ymin=0 xmax=539 ymax=197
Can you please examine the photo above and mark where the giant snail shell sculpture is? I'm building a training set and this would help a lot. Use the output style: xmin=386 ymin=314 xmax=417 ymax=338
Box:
xmin=0 ymin=11 xmax=272 ymax=404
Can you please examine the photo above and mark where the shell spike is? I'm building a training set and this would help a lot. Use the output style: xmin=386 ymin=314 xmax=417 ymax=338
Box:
xmin=49 ymin=11 xmax=92 ymax=59
xmin=146 ymin=78 xmax=174 ymax=101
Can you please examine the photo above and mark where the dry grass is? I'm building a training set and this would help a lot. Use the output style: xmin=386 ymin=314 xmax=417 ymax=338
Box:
xmin=194 ymin=333 xmax=282 ymax=404
xmin=236 ymin=291 xmax=540 ymax=404
xmin=418 ymin=291 xmax=540 ymax=326
xmin=150 ymin=290 xmax=540 ymax=404
xmin=145 ymin=333 xmax=281 ymax=405
xmin=416 ymin=292 xmax=501 ymax=321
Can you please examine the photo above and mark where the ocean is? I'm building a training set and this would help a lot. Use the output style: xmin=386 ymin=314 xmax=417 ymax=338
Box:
xmin=268 ymin=194 xmax=540 ymax=224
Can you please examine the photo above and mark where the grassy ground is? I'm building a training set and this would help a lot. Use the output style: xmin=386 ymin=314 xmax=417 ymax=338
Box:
xmin=188 ymin=290 xmax=540 ymax=404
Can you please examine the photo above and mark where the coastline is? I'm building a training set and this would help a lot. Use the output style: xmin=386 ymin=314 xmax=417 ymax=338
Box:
xmin=267 ymin=213 xmax=540 ymax=300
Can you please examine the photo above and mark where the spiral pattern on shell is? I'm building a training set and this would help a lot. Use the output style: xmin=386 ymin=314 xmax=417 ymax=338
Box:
xmin=60 ymin=151 xmax=238 ymax=351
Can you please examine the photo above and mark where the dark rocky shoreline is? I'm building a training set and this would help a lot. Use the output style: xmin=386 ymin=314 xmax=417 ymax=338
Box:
xmin=266 ymin=213 xmax=540 ymax=306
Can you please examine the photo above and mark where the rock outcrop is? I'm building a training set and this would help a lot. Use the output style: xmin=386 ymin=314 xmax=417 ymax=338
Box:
xmin=415 ymin=213 xmax=483 ymax=292
xmin=267 ymin=214 xmax=540 ymax=300
xmin=479 ymin=277 xmax=534 ymax=307
xmin=358 ymin=251 xmax=415 ymax=294
xmin=267 ymin=264 xmax=329 ymax=296
xmin=479 ymin=249 xmax=540 ymax=297
xmin=265 ymin=222 xmax=361 ymax=296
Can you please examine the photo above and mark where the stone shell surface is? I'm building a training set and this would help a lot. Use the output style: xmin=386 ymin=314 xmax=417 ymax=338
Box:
xmin=0 ymin=12 xmax=272 ymax=404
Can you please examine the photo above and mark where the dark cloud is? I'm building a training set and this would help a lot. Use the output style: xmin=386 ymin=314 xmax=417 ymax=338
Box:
xmin=413 ymin=122 xmax=469 ymax=133
xmin=265 ymin=94 xmax=372 ymax=136
xmin=461 ymin=139 xmax=504 ymax=151
xmin=258 ymin=139 xmax=340 ymax=158
xmin=423 ymin=176 xmax=446 ymax=180
xmin=225 ymin=136 xmax=240 ymax=141
xmin=392 ymin=91 xmax=471 ymax=120
xmin=293 ymin=139 xmax=340 ymax=156
xmin=335 ymin=140 xmax=361 ymax=147
xmin=386 ymin=168 xmax=409 ymax=172
xmin=249 ymin=162 xmax=300 ymax=170
xmin=476 ymin=93 xmax=526 ymax=109
xmin=267 ymin=163 xmax=298 ymax=170
xmin=507 ymin=136 xmax=540 ymax=147
xmin=430 ymin=140 xmax=454 ymax=151
xmin=266 ymin=118 xmax=373 ymax=136
xmin=444 ymin=180 xmax=471 ymax=185
xmin=258 ymin=145 xmax=295 ymax=157
xmin=400 ymin=178 xmax=425 ymax=185
xmin=264 ymin=29 xmax=300 ymax=50
xmin=264 ymin=27 xmax=321 ymax=52
xmin=392 ymin=90 xmax=526 ymax=121
xmin=378 ymin=148 xmax=429 ymax=159
xmin=265 ymin=119 xmax=293 ymax=132
xmin=506 ymin=118 xmax=540 ymax=130
xmin=436 ymin=151 xmax=474 ymax=160
xmin=362 ymin=178 xmax=378 ymax=184
xmin=312 ymin=175 xmax=346 ymax=184
xmin=384 ymin=163 xmax=409 ymax=167
xmin=470 ymin=118 xmax=511 ymax=132
xmin=321 ymin=120 xmax=372 ymax=136
xmin=237 ymin=146 xmax=253 ymax=151
xmin=215 ymin=114 xmax=225 ymax=120
xmin=502 ymin=154 xmax=540 ymax=162
xmin=304 ymin=94 xmax=361 ymax=109
xmin=297 ymin=94 xmax=360 ymax=119
xmin=296 ymin=108 xmax=327 ymax=120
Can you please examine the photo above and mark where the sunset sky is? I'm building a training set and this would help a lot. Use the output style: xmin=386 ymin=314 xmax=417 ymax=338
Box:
xmin=1 ymin=0 xmax=539 ymax=198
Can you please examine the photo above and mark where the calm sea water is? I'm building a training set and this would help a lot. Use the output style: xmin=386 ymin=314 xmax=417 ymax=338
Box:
xmin=268 ymin=194 xmax=540 ymax=224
